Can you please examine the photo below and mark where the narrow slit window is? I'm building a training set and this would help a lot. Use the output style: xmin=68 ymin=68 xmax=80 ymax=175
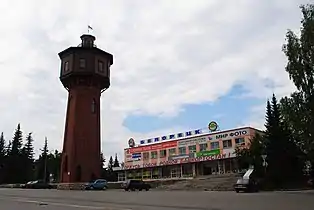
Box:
xmin=91 ymin=98 xmax=96 ymax=113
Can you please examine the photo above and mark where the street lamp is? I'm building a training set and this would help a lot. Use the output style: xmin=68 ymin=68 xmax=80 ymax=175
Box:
xmin=261 ymin=154 xmax=268 ymax=174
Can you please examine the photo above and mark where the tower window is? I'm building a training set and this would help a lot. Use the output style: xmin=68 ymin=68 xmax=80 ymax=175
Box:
xmin=79 ymin=59 xmax=86 ymax=68
xmin=91 ymin=98 xmax=96 ymax=113
xmin=107 ymin=61 xmax=110 ymax=76
xmin=64 ymin=61 xmax=69 ymax=72
xmin=98 ymin=61 xmax=104 ymax=73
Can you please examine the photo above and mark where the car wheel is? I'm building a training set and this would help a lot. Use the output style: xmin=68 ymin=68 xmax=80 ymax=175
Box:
xmin=145 ymin=188 xmax=149 ymax=191
xmin=139 ymin=188 xmax=142 ymax=191
xmin=124 ymin=188 xmax=128 ymax=191
xmin=235 ymin=190 xmax=239 ymax=193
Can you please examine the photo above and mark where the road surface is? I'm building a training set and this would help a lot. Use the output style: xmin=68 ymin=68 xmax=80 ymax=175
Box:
xmin=0 ymin=188 xmax=314 ymax=210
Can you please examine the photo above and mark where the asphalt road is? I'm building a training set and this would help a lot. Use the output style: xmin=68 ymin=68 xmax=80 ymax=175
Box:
xmin=0 ymin=188 xmax=314 ymax=210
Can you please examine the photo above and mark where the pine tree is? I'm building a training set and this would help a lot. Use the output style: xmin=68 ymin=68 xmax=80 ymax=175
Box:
xmin=264 ymin=94 xmax=304 ymax=187
xmin=24 ymin=132 xmax=34 ymax=160
xmin=0 ymin=132 xmax=5 ymax=160
xmin=11 ymin=123 xmax=23 ymax=156
xmin=7 ymin=123 xmax=24 ymax=183
xmin=36 ymin=138 xmax=49 ymax=182
xmin=22 ymin=133 xmax=35 ymax=181
xmin=50 ymin=150 xmax=61 ymax=182
xmin=0 ymin=132 xmax=6 ymax=183
xmin=6 ymin=140 xmax=11 ymax=155
xmin=113 ymin=153 xmax=120 ymax=167
xmin=108 ymin=156 xmax=113 ymax=170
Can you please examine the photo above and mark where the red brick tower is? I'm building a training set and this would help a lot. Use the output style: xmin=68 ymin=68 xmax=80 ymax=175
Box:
xmin=59 ymin=34 xmax=113 ymax=183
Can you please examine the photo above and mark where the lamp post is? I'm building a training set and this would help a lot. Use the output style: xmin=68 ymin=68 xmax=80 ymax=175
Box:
xmin=261 ymin=154 xmax=268 ymax=175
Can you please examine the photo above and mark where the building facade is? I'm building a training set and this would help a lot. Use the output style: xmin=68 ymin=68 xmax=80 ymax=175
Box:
xmin=118 ymin=126 xmax=261 ymax=181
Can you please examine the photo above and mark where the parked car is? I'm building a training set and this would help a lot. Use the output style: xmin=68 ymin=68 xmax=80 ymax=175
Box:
xmin=234 ymin=178 xmax=258 ymax=193
xmin=123 ymin=179 xmax=151 ymax=191
xmin=23 ymin=180 xmax=53 ymax=189
xmin=85 ymin=179 xmax=108 ymax=190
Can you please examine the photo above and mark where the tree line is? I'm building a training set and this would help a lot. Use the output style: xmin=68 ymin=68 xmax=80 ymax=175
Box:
xmin=0 ymin=124 xmax=61 ymax=184
xmin=0 ymin=123 xmax=121 ymax=184
xmin=235 ymin=4 xmax=314 ymax=189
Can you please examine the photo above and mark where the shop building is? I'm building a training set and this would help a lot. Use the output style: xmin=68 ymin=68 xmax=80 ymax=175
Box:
xmin=115 ymin=126 xmax=262 ymax=181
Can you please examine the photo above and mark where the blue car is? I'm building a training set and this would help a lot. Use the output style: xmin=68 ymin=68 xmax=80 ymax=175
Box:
xmin=85 ymin=179 xmax=108 ymax=190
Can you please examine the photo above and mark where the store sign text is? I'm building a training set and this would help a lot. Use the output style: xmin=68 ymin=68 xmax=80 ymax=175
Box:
xmin=178 ymin=136 xmax=207 ymax=147
xmin=124 ymin=153 xmax=231 ymax=170
xmin=209 ymin=129 xmax=249 ymax=141
xmin=139 ymin=129 xmax=203 ymax=145
xmin=127 ymin=141 xmax=178 ymax=153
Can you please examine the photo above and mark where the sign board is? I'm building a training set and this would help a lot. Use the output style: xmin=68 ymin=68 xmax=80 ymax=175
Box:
xmin=209 ymin=128 xmax=250 ymax=141
xmin=127 ymin=141 xmax=178 ymax=153
xmin=208 ymin=121 xmax=218 ymax=132
xmin=196 ymin=149 xmax=220 ymax=158
xmin=178 ymin=136 xmax=207 ymax=147
xmin=124 ymin=152 xmax=234 ymax=170
xmin=168 ymin=153 xmax=194 ymax=160
xmin=138 ymin=129 xmax=203 ymax=145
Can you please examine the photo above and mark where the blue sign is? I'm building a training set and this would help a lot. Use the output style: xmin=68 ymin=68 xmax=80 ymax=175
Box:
xmin=139 ymin=129 xmax=203 ymax=145
xmin=132 ymin=153 xmax=141 ymax=158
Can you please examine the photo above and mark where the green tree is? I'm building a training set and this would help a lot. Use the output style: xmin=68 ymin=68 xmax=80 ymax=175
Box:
xmin=6 ymin=124 xmax=24 ymax=183
xmin=10 ymin=123 xmax=23 ymax=156
xmin=280 ymin=92 xmax=308 ymax=150
xmin=0 ymin=132 xmax=5 ymax=160
xmin=235 ymin=133 xmax=264 ymax=177
xmin=21 ymin=133 xmax=35 ymax=181
xmin=108 ymin=156 xmax=114 ymax=170
xmin=36 ymin=137 xmax=49 ymax=182
xmin=24 ymin=132 xmax=34 ymax=160
xmin=0 ymin=132 xmax=6 ymax=183
xmin=6 ymin=140 xmax=11 ymax=155
xmin=113 ymin=153 xmax=120 ymax=167
xmin=235 ymin=146 xmax=251 ymax=170
xmin=264 ymin=94 xmax=304 ymax=187
xmin=50 ymin=150 xmax=61 ymax=182
xmin=282 ymin=4 xmax=314 ymax=178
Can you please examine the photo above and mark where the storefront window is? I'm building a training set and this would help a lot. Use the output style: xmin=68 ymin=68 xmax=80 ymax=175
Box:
xmin=223 ymin=139 xmax=232 ymax=148
xmin=152 ymin=168 xmax=160 ymax=179
xmin=235 ymin=137 xmax=245 ymax=145
xmin=151 ymin=151 xmax=158 ymax=159
xmin=199 ymin=143 xmax=207 ymax=151
xmin=143 ymin=152 xmax=149 ymax=160
xmin=210 ymin=142 xmax=219 ymax=150
xmin=170 ymin=166 xmax=181 ymax=178
xmin=168 ymin=148 xmax=176 ymax=156
xmin=188 ymin=145 xmax=196 ymax=153
xmin=179 ymin=147 xmax=186 ymax=155
xmin=160 ymin=150 xmax=166 ymax=158
xmin=142 ymin=169 xmax=152 ymax=180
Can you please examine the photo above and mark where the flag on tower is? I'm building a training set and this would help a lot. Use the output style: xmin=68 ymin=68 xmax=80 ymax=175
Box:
xmin=88 ymin=25 xmax=93 ymax=30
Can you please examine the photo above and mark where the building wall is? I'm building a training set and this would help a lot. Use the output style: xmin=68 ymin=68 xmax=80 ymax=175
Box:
xmin=124 ymin=127 xmax=258 ymax=170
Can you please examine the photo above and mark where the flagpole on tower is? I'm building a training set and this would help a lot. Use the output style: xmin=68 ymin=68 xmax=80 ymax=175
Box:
xmin=88 ymin=25 xmax=93 ymax=34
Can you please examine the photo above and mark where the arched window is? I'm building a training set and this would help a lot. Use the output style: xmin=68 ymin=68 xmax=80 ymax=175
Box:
xmin=91 ymin=98 xmax=96 ymax=113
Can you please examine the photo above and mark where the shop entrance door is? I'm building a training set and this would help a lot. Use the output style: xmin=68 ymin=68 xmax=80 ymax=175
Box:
xmin=170 ymin=166 xmax=181 ymax=178
xmin=203 ymin=166 xmax=212 ymax=175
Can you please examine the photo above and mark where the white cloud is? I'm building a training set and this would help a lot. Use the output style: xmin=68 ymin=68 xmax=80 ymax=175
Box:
xmin=0 ymin=0 xmax=310 ymax=161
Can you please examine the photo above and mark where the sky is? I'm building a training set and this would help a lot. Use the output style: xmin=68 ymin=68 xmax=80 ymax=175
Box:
xmin=0 ymin=0 xmax=311 ymax=162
